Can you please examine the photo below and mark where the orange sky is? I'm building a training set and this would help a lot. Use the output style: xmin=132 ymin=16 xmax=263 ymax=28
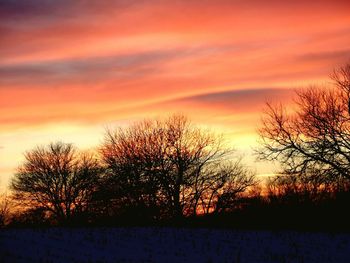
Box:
xmin=1 ymin=0 xmax=350 ymax=189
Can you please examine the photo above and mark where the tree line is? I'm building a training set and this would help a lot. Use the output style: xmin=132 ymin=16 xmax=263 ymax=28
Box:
xmin=4 ymin=115 xmax=256 ymax=226
xmin=1 ymin=62 xmax=350 ymax=229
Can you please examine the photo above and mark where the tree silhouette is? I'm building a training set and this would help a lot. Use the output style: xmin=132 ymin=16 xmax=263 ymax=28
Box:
xmin=0 ymin=193 xmax=11 ymax=227
xmin=100 ymin=115 xmax=255 ymax=219
xmin=257 ymin=62 xmax=350 ymax=186
xmin=11 ymin=142 xmax=102 ymax=224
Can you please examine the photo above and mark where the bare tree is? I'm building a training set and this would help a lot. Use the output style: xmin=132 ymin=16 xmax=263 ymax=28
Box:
xmin=265 ymin=172 xmax=327 ymax=204
xmin=100 ymin=115 xmax=255 ymax=219
xmin=187 ymin=161 xmax=256 ymax=215
xmin=0 ymin=193 xmax=11 ymax=227
xmin=11 ymin=142 xmax=102 ymax=224
xmin=332 ymin=63 xmax=350 ymax=114
xmin=99 ymin=120 xmax=169 ymax=219
xmin=257 ymin=62 xmax=350 ymax=185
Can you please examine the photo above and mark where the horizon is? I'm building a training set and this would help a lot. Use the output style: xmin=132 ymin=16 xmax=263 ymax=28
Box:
xmin=1 ymin=0 xmax=350 ymax=190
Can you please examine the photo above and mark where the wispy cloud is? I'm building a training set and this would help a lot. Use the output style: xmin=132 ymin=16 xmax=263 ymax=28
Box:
xmin=0 ymin=49 xmax=179 ymax=85
xmin=298 ymin=49 xmax=350 ymax=63
xmin=168 ymin=88 xmax=294 ymax=111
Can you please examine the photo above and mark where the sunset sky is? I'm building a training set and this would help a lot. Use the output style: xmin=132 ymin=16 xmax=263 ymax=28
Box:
xmin=1 ymin=0 xmax=350 ymax=190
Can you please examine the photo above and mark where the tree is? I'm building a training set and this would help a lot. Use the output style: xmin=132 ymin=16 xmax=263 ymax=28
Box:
xmin=257 ymin=62 xmax=350 ymax=186
xmin=0 ymin=193 xmax=11 ymax=227
xmin=100 ymin=115 xmax=256 ymax=219
xmin=265 ymin=172 xmax=329 ymax=204
xmin=11 ymin=142 xmax=101 ymax=224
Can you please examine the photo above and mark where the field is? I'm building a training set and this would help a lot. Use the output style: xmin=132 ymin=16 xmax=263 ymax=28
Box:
xmin=1 ymin=227 xmax=350 ymax=262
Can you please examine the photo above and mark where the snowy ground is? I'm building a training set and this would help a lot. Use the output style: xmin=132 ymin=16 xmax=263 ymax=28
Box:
xmin=1 ymin=227 xmax=350 ymax=262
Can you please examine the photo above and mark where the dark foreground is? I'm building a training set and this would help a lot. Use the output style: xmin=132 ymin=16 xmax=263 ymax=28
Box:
xmin=1 ymin=227 xmax=350 ymax=262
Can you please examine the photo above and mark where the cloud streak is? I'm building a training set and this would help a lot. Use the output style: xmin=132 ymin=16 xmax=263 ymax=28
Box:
xmin=162 ymin=88 xmax=294 ymax=112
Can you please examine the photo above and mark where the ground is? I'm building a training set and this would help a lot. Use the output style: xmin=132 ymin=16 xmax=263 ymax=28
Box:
xmin=1 ymin=227 xmax=350 ymax=262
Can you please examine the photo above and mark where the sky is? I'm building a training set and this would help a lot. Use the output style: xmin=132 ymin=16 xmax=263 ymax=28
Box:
xmin=1 ymin=0 xmax=350 ymax=190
